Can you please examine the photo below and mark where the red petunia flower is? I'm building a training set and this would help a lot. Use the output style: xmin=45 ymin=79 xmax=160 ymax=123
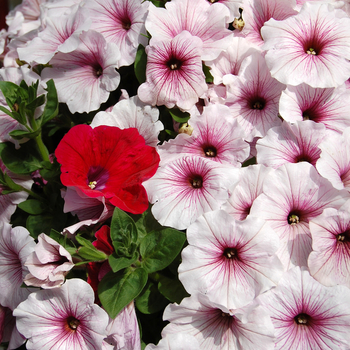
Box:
xmin=55 ymin=124 xmax=160 ymax=214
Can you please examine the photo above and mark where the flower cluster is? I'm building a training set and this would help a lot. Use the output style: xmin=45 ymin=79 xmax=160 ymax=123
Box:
xmin=1 ymin=0 xmax=350 ymax=349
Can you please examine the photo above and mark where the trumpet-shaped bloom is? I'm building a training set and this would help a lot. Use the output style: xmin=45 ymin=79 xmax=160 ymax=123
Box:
xmin=145 ymin=334 xmax=200 ymax=350
xmin=316 ymin=127 xmax=350 ymax=191
xmin=256 ymin=120 xmax=327 ymax=168
xmin=279 ymin=84 xmax=350 ymax=134
xmin=308 ymin=202 xmax=350 ymax=288
xmin=179 ymin=210 xmax=283 ymax=309
xmin=250 ymin=162 xmax=350 ymax=270
xmin=138 ymin=31 xmax=207 ymax=111
xmin=41 ymin=30 xmax=120 ymax=114
xmin=158 ymin=104 xmax=249 ymax=166
xmin=55 ymin=124 xmax=160 ymax=214
xmin=90 ymin=95 xmax=163 ymax=147
xmin=258 ymin=267 xmax=350 ymax=350
xmin=146 ymin=0 xmax=232 ymax=61
xmin=222 ymin=164 xmax=271 ymax=220
xmin=262 ymin=2 xmax=350 ymax=88
xmin=225 ymin=53 xmax=284 ymax=140
xmin=81 ymin=0 xmax=149 ymax=67
xmin=163 ymin=294 xmax=275 ymax=350
xmin=24 ymin=233 xmax=74 ymax=289
xmin=0 ymin=223 xmax=35 ymax=310
xmin=13 ymin=278 xmax=109 ymax=350
xmin=144 ymin=156 xmax=239 ymax=230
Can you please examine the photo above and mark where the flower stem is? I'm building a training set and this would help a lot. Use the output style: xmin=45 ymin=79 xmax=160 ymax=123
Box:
xmin=35 ymin=133 xmax=50 ymax=162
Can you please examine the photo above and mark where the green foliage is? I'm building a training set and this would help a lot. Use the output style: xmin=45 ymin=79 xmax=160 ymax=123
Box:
xmin=168 ymin=108 xmax=190 ymax=123
xmin=18 ymin=199 xmax=46 ymax=215
xmin=76 ymin=235 xmax=108 ymax=261
xmin=203 ymin=63 xmax=214 ymax=83
xmin=99 ymin=267 xmax=148 ymax=319
xmin=134 ymin=44 xmax=147 ymax=84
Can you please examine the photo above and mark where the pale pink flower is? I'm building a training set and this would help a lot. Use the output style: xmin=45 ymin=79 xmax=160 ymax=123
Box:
xmin=221 ymin=164 xmax=271 ymax=220
xmin=138 ymin=31 xmax=207 ymax=111
xmin=0 ymin=223 xmax=35 ymax=310
xmin=14 ymin=278 xmax=109 ymax=350
xmin=256 ymin=120 xmax=327 ymax=168
xmin=308 ymin=202 xmax=350 ymax=288
xmin=207 ymin=0 xmax=242 ymax=21
xmin=279 ymin=84 xmax=350 ymax=134
xmin=236 ymin=0 xmax=297 ymax=46
xmin=145 ymin=334 xmax=200 ymax=350
xmin=41 ymin=30 xmax=120 ymax=114
xmin=146 ymin=0 xmax=232 ymax=61
xmin=205 ymin=37 xmax=260 ymax=85
xmin=163 ymin=293 xmax=275 ymax=350
xmin=179 ymin=210 xmax=282 ymax=309
xmin=24 ymin=233 xmax=74 ymax=289
xmin=1 ymin=307 xmax=26 ymax=350
xmin=258 ymin=267 xmax=350 ymax=350
xmin=18 ymin=6 xmax=91 ymax=65
xmin=144 ymin=156 xmax=239 ymax=230
xmin=81 ymin=0 xmax=149 ymax=67
xmin=61 ymin=187 xmax=114 ymax=235
xmin=91 ymin=95 xmax=163 ymax=147
xmin=316 ymin=127 xmax=350 ymax=191
xmin=225 ymin=53 xmax=284 ymax=140
xmin=250 ymin=162 xmax=350 ymax=270
xmin=158 ymin=104 xmax=249 ymax=166
xmin=104 ymin=302 xmax=141 ymax=350
xmin=262 ymin=2 xmax=350 ymax=88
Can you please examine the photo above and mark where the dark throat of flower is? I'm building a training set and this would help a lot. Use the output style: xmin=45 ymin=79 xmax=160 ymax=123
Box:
xmin=223 ymin=247 xmax=238 ymax=260
xmin=189 ymin=175 xmax=203 ymax=188
xmin=203 ymin=145 xmax=217 ymax=158
xmin=288 ymin=211 xmax=301 ymax=225
xmin=66 ymin=316 xmax=80 ymax=331
xmin=167 ymin=57 xmax=182 ymax=71
xmin=337 ymin=230 xmax=350 ymax=243
xmin=294 ymin=313 xmax=311 ymax=326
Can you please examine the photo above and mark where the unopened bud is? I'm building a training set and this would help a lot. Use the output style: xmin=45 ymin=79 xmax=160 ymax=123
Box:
xmin=233 ymin=8 xmax=245 ymax=31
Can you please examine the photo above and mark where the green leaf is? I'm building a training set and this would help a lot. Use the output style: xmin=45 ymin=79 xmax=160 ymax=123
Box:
xmin=2 ymin=172 xmax=23 ymax=192
xmin=26 ymin=94 xmax=45 ymax=111
xmin=168 ymin=108 xmax=190 ymax=123
xmin=0 ymin=141 xmax=42 ymax=174
xmin=158 ymin=275 xmax=189 ymax=303
xmin=242 ymin=156 xmax=256 ymax=167
xmin=0 ymin=81 xmax=20 ymax=107
xmin=134 ymin=207 xmax=163 ymax=244
xmin=26 ymin=214 xmax=56 ymax=239
xmin=18 ymin=199 xmax=46 ymax=215
xmin=140 ymin=228 xmax=186 ymax=273
xmin=149 ymin=0 xmax=167 ymax=7
xmin=110 ymin=207 xmax=138 ymax=257
xmin=99 ymin=267 xmax=148 ymax=319
xmin=108 ymin=251 xmax=139 ymax=273
xmin=75 ymin=235 xmax=108 ymax=261
xmin=135 ymin=281 xmax=168 ymax=314
xmin=134 ymin=44 xmax=147 ymax=84
xmin=0 ymin=105 xmax=13 ymax=118
xmin=9 ymin=128 xmax=41 ymax=140
xmin=202 ymin=63 xmax=214 ymax=83
xmin=40 ymin=79 xmax=59 ymax=126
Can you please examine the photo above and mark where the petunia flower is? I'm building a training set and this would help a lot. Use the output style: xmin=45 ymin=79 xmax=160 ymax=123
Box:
xmin=24 ymin=233 xmax=74 ymax=289
xmin=262 ymin=2 xmax=350 ymax=88
xmin=158 ymin=104 xmax=249 ymax=166
xmin=0 ymin=223 xmax=35 ymax=310
xmin=81 ymin=0 xmax=149 ymax=67
xmin=250 ymin=162 xmax=350 ymax=270
xmin=90 ymin=95 xmax=163 ymax=147
xmin=145 ymin=334 xmax=200 ymax=350
xmin=221 ymin=164 xmax=272 ymax=221
xmin=256 ymin=120 xmax=327 ymax=168
xmin=41 ymin=30 xmax=121 ymax=114
xmin=225 ymin=53 xmax=284 ymax=140
xmin=279 ymin=84 xmax=350 ymax=134
xmin=55 ymin=124 xmax=160 ymax=215
xmin=308 ymin=202 xmax=350 ymax=288
xmin=179 ymin=210 xmax=283 ymax=310
xmin=258 ymin=266 xmax=350 ymax=349
xmin=138 ymin=31 xmax=207 ymax=111
xmin=144 ymin=156 xmax=239 ymax=230
xmin=146 ymin=0 xmax=232 ymax=61
xmin=162 ymin=293 xmax=275 ymax=350
xmin=13 ymin=278 xmax=109 ymax=350
xmin=316 ymin=127 xmax=350 ymax=191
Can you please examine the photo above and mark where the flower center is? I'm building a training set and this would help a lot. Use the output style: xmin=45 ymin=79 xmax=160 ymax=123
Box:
xmin=224 ymin=247 xmax=238 ymax=259
xmin=294 ymin=313 xmax=311 ymax=325
xmin=337 ymin=230 xmax=350 ymax=243
xmin=208 ymin=0 xmax=219 ymax=2
xmin=122 ymin=18 xmax=131 ymax=30
xmin=249 ymin=97 xmax=265 ymax=110
xmin=87 ymin=166 xmax=109 ymax=191
xmin=288 ymin=213 xmax=300 ymax=225
xmin=189 ymin=176 xmax=203 ymax=188
xmin=204 ymin=146 xmax=217 ymax=157
xmin=294 ymin=153 xmax=313 ymax=164
xmin=93 ymin=64 xmax=103 ymax=78
xmin=66 ymin=316 xmax=80 ymax=331
xmin=306 ymin=48 xmax=317 ymax=55
xmin=167 ymin=58 xmax=182 ymax=71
